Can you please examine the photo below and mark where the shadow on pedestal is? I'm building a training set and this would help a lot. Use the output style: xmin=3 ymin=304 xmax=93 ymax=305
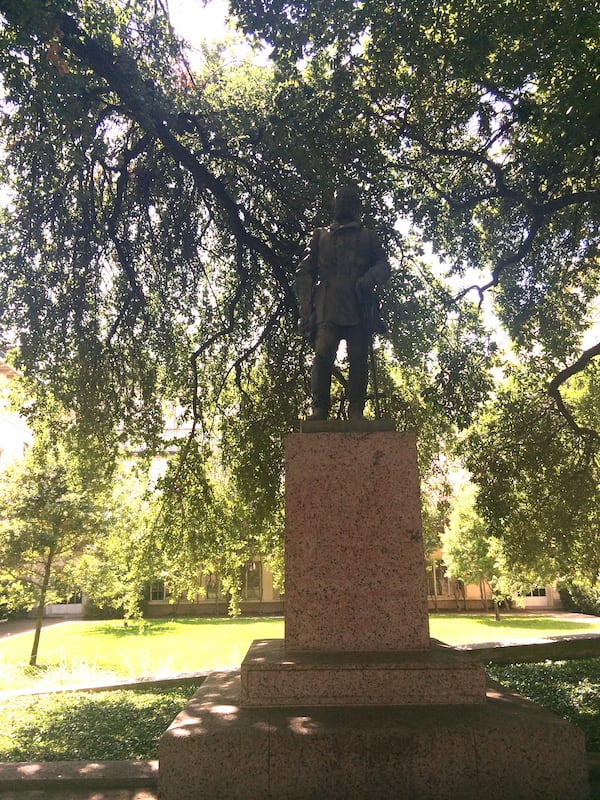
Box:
xmin=159 ymin=670 xmax=589 ymax=800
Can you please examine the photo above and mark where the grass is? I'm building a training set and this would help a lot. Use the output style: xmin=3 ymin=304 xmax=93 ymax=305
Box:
xmin=1 ymin=614 xmax=599 ymax=691
xmin=429 ymin=613 xmax=600 ymax=645
xmin=0 ymin=683 xmax=201 ymax=761
xmin=0 ymin=614 xmax=599 ymax=762
xmin=488 ymin=659 xmax=600 ymax=752
xmin=0 ymin=617 xmax=285 ymax=691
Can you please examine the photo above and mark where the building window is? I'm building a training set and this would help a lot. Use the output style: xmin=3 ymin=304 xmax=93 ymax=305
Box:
xmin=149 ymin=580 xmax=166 ymax=601
xmin=526 ymin=586 xmax=547 ymax=597
xmin=65 ymin=590 xmax=82 ymax=605
xmin=242 ymin=560 xmax=262 ymax=601
xmin=204 ymin=572 xmax=223 ymax=599
xmin=427 ymin=561 xmax=451 ymax=597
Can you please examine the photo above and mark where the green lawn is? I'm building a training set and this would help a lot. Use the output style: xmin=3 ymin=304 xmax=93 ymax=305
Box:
xmin=0 ymin=617 xmax=285 ymax=691
xmin=1 ymin=614 xmax=600 ymax=763
xmin=429 ymin=613 xmax=600 ymax=645
xmin=1 ymin=613 xmax=599 ymax=692
xmin=0 ymin=684 xmax=201 ymax=761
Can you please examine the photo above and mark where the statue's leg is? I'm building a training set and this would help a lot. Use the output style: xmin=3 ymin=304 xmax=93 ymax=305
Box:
xmin=310 ymin=323 xmax=339 ymax=419
xmin=346 ymin=325 xmax=369 ymax=419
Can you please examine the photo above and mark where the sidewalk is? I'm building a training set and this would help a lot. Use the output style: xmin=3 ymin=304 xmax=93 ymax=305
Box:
xmin=0 ymin=618 xmax=77 ymax=640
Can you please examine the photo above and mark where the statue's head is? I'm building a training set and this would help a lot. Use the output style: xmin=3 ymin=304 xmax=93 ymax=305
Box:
xmin=333 ymin=185 xmax=361 ymax=223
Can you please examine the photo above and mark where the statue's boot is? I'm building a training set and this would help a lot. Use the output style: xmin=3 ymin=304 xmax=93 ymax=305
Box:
xmin=348 ymin=403 xmax=365 ymax=420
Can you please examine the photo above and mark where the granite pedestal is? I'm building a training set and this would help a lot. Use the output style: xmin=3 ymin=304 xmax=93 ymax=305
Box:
xmin=159 ymin=671 xmax=588 ymax=800
xmin=284 ymin=431 xmax=429 ymax=652
xmin=159 ymin=426 xmax=590 ymax=799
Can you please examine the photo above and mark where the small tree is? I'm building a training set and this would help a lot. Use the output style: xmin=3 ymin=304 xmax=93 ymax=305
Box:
xmin=71 ymin=463 xmax=150 ymax=619
xmin=442 ymin=483 xmax=518 ymax=620
xmin=0 ymin=441 xmax=109 ymax=665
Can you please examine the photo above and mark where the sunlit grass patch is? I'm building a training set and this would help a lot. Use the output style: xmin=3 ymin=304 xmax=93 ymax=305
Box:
xmin=0 ymin=617 xmax=285 ymax=690
xmin=1 ymin=614 xmax=599 ymax=691
xmin=429 ymin=614 xmax=600 ymax=645
xmin=0 ymin=655 xmax=121 ymax=693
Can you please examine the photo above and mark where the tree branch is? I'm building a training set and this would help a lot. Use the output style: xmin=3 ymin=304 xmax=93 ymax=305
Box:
xmin=105 ymin=133 xmax=153 ymax=345
xmin=56 ymin=12 xmax=297 ymax=312
xmin=548 ymin=342 xmax=600 ymax=439
xmin=452 ymin=218 xmax=543 ymax=305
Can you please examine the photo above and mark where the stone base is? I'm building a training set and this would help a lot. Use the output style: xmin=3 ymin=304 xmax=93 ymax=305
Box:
xmin=240 ymin=639 xmax=486 ymax=707
xmin=159 ymin=670 xmax=590 ymax=800
xmin=299 ymin=418 xmax=397 ymax=433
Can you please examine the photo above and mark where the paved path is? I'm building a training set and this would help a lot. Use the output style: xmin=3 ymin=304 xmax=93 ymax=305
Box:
xmin=0 ymin=618 xmax=78 ymax=640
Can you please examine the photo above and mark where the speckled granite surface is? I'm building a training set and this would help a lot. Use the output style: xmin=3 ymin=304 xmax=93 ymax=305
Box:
xmin=240 ymin=638 xmax=486 ymax=707
xmin=284 ymin=431 xmax=429 ymax=652
xmin=159 ymin=671 xmax=590 ymax=800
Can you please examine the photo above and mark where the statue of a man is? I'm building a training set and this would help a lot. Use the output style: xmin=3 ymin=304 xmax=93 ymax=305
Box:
xmin=296 ymin=186 xmax=391 ymax=420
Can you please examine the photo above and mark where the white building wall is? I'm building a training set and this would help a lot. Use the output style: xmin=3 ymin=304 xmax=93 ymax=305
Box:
xmin=0 ymin=362 xmax=32 ymax=468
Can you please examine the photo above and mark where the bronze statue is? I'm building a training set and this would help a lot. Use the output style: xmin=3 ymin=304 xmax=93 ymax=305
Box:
xmin=296 ymin=186 xmax=391 ymax=420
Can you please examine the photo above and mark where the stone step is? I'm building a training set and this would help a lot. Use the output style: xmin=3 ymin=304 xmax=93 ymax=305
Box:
xmin=160 ymin=670 xmax=590 ymax=800
xmin=241 ymin=638 xmax=487 ymax=707
xmin=0 ymin=760 xmax=158 ymax=798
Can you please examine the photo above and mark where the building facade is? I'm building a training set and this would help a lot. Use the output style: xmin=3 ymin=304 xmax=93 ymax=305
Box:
xmin=426 ymin=552 xmax=563 ymax=612
xmin=0 ymin=360 xmax=32 ymax=468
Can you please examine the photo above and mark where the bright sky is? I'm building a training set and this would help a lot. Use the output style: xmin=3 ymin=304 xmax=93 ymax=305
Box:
xmin=167 ymin=0 xmax=230 ymax=45
xmin=166 ymin=0 xmax=272 ymax=66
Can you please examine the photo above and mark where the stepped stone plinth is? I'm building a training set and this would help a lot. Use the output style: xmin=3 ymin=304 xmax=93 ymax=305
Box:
xmin=159 ymin=671 xmax=589 ymax=800
xmin=240 ymin=638 xmax=486 ymax=707
xmin=159 ymin=426 xmax=590 ymax=800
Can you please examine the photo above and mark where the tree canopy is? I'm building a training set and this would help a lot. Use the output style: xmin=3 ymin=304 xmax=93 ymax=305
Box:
xmin=0 ymin=422 xmax=118 ymax=662
xmin=0 ymin=0 xmax=598 ymax=590
xmin=463 ymin=363 xmax=600 ymax=588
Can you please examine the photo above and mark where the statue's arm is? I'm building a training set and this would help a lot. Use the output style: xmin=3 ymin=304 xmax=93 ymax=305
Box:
xmin=295 ymin=230 xmax=320 ymax=318
xmin=368 ymin=232 xmax=391 ymax=286
xmin=356 ymin=231 xmax=391 ymax=293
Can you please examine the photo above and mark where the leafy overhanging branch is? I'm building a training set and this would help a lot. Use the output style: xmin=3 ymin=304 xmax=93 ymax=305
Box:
xmin=51 ymin=11 xmax=297 ymax=312
xmin=390 ymin=123 xmax=598 ymax=298
xmin=548 ymin=342 xmax=600 ymax=440
xmin=105 ymin=131 xmax=153 ymax=344
xmin=383 ymin=110 xmax=600 ymax=436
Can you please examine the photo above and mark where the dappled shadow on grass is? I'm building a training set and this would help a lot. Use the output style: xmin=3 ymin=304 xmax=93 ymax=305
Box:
xmin=0 ymin=685 xmax=200 ymax=761
xmin=88 ymin=616 xmax=284 ymax=639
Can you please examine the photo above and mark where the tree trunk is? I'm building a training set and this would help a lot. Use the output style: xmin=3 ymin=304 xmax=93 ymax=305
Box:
xmin=494 ymin=598 xmax=501 ymax=622
xmin=29 ymin=547 xmax=55 ymax=667
xmin=479 ymin=578 xmax=487 ymax=610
